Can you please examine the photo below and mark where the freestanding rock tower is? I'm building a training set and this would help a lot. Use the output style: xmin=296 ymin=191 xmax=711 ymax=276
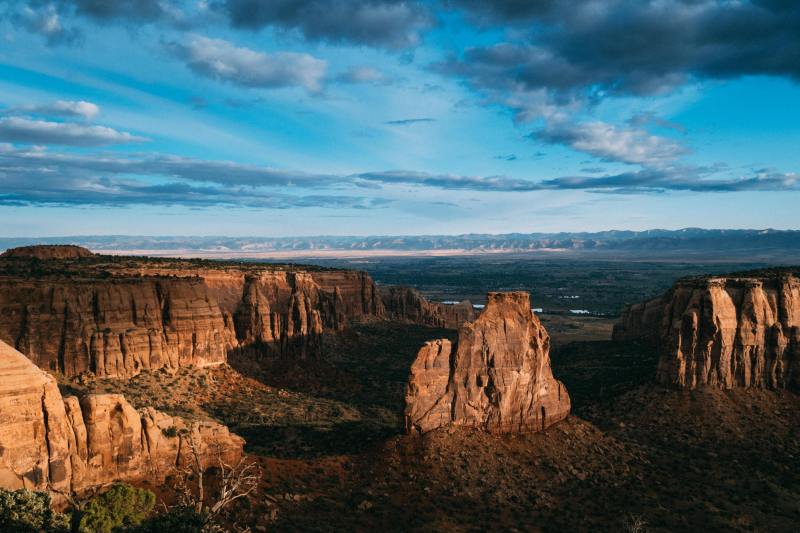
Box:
xmin=404 ymin=292 xmax=571 ymax=434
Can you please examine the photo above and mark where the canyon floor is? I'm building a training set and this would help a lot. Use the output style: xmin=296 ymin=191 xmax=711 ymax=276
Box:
xmin=60 ymin=319 xmax=800 ymax=532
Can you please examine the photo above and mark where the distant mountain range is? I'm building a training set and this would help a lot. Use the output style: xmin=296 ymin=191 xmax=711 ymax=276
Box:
xmin=2 ymin=229 xmax=799 ymax=261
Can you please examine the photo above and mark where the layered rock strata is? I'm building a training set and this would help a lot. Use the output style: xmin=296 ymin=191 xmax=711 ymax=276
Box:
xmin=0 ymin=248 xmax=388 ymax=377
xmin=404 ymin=292 xmax=570 ymax=434
xmin=0 ymin=246 xmax=481 ymax=378
xmin=0 ymin=341 xmax=243 ymax=495
xmin=380 ymin=286 xmax=475 ymax=330
xmin=613 ymin=272 xmax=800 ymax=389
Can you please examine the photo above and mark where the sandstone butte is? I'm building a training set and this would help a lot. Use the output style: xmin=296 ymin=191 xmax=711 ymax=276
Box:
xmin=0 ymin=340 xmax=243 ymax=497
xmin=0 ymin=245 xmax=474 ymax=379
xmin=404 ymin=292 xmax=571 ymax=434
xmin=613 ymin=270 xmax=800 ymax=389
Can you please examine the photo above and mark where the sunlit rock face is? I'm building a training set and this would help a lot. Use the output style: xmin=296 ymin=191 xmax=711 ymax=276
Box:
xmin=0 ymin=340 xmax=243 ymax=494
xmin=405 ymin=292 xmax=571 ymax=434
xmin=0 ymin=246 xmax=388 ymax=377
xmin=614 ymin=272 xmax=800 ymax=389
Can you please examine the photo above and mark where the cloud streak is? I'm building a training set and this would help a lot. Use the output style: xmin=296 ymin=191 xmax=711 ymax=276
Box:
xmin=0 ymin=145 xmax=796 ymax=213
xmin=384 ymin=118 xmax=435 ymax=126
xmin=0 ymin=118 xmax=147 ymax=146
xmin=5 ymin=100 xmax=101 ymax=119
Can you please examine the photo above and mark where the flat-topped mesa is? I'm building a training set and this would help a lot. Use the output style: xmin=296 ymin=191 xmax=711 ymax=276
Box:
xmin=0 ymin=244 xmax=94 ymax=260
xmin=381 ymin=286 xmax=475 ymax=329
xmin=613 ymin=270 xmax=800 ymax=389
xmin=404 ymin=291 xmax=570 ymax=434
xmin=0 ymin=341 xmax=243 ymax=496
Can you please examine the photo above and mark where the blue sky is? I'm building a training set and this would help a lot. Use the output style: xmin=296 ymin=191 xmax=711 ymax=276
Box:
xmin=0 ymin=0 xmax=798 ymax=236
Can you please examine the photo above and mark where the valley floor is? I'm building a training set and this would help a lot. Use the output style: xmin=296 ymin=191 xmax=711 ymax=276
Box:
xmin=60 ymin=322 xmax=800 ymax=532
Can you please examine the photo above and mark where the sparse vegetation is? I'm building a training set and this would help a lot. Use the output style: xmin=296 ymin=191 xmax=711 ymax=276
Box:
xmin=0 ymin=488 xmax=70 ymax=533
xmin=77 ymin=484 xmax=155 ymax=533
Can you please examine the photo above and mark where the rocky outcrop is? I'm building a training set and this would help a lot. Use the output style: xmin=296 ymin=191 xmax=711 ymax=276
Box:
xmin=0 ymin=247 xmax=391 ymax=377
xmin=0 ymin=341 xmax=243 ymax=495
xmin=381 ymin=286 xmax=475 ymax=330
xmin=613 ymin=271 xmax=800 ymax=389
xmin=2 ymin=278 xmax=235 ymax=377
xmin=0 ymin=245 xmax=94 ymax=260
xmin=404 ymin=292 xmax=570 ymax=434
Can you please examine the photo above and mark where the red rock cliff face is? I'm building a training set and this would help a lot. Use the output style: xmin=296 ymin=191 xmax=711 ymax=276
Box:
xmin=404 ymin=292 xmax=570 ymax=434
xmin=0 ymin=249 xmax=389 ymax=377
xmin=0 ymin=341 xmax=243 ymax=495
xmin=381 ymin=286 xmax=475 ymax=330
xmin=613 ymin=272 xmax=800 ymax=389
xmin=2 ymin=278 xmax=234 ymax=377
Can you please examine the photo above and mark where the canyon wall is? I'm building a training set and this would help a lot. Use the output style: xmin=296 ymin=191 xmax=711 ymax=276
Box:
xmin=380 ymin=286 xmax=475 ymax=330
xmin=0 ymin=246 xmax=475 ymax=378
xmin=0 ymin=341 xmax=243 ymax=495
xmin=0 ymin=248 xmax=387 ymax=377
xmin=404 ymin=292 xmax=570 ymax=434
xmin=613 ymin=272 xmax=800 ymax=389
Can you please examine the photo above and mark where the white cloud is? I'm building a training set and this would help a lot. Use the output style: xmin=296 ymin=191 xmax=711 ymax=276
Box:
xmin=171 ymin=35 xmax=328 ymax=92
xmin=0 ymin=117 xmax=147 ymax=146
xmin=535 ymin=120 xmax=687 ymax=166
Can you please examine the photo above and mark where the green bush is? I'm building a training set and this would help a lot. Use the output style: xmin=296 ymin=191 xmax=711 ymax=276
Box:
xmin=0 ymin=487 xmax=70 ymax=532
xmin=78 ymin=484 xmax=155 ymax=533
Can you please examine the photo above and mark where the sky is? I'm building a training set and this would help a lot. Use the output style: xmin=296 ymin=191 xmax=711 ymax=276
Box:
xmin=0 ymin=0 xmax=798 ymax=237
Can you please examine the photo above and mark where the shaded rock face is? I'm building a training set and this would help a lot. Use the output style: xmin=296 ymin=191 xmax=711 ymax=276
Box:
xmin=613 ymin=274 xmax=800 ymax=389
xmin=0 ymin=245 xmax=94 ymax=260
xmin=381 ymin=286 xmax=475 ymax=330
xmin=404 ymin=292 xmax=570 ymax=434
xmin=0 ymin=341 xmax=243 ymax=495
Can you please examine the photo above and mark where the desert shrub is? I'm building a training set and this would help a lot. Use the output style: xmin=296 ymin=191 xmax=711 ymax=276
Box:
xmin=0 ymin=487 xmax=70 ymax=532
xmin=78 ymin=484 xmax=155 ymax=533
xmin=624 ymin=513 xmax=648 ymax=533
xmin=128 ymin=505 xmax=206 ymax=533
xmin=161 ymin=425 xmax=179 ymax=438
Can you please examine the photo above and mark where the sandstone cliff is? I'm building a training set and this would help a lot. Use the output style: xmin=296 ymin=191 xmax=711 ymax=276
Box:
xmin=404 ymin=292 xmax=570 ymax=434
xmin=381 ymin=286 xmax=475 ymax=330
xmin=0 ymin=248 xmax=388 ymax=377
xmin=613 ymin=271 xmax=800 ymax=389
xmin=0 ymin=341 xmax=243 ymax=495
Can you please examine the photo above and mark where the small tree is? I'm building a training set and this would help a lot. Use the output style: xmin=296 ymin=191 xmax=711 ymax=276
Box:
xmin=77 ymin=484 xmax=155 ymax=533
xmin=176 ymin=424 xmax=260 ymax=529
xmin=0 ymin=487 xmax=70 ymax=533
